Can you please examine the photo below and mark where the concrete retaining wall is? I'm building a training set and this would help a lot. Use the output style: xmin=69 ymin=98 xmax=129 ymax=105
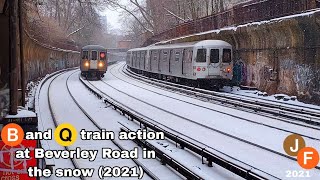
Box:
xmin=23 ymin=33 xmax=80 ymax=82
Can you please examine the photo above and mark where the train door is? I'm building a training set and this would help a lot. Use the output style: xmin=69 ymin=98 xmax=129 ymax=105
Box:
xmin=158 ymin=50 xmax=161 ymax=72
xmin=137 ymin=51 xmax=141 ymax=69
xmin=90 ymin=50 xmax=98 ymax=69
xmin=158 ymin=50 xmax=163 ymax=72
xmin=208 ymin=49 xmax=220 ymax=76
xmin=169 ymin=49 xmax=173 ymax=73
xmin=173 ymin=49 xmax=183 ymax=75
xmin=140 ymin=51 xmax=146 ymax=70
xmin=151 ymin=50 xmax=159 ymax=73
xmin=132 ymin=52 xmax=136 ymax=68
xmin=162 ymin=50 xmax=169 ymax=74
xmin=182 ymin=49 xmax=193 ymax=76
xmin=136 ymin=52 xmax=139 ymax=68
xmin=145 ymin=51 xmax=150 ymax=71
xmin=156 ymin=50 xmax=160 ymax=73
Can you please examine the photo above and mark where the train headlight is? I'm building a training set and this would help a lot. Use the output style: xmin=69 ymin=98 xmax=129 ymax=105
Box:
xmin=85 ymin=62 xmax=89 ymax=67
xmin=226 ymin=68 xmax=231 ymax=73
xmin=99 ymin=62 xmax=104 ymax=67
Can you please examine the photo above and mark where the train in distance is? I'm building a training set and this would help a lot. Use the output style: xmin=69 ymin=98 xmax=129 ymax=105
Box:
xmin=80 ymin=45 xmax=108 ymax=80
xmin=126 ymin=40 xmax=233 ymax=89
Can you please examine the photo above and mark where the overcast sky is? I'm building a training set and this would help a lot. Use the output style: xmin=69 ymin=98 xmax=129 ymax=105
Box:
xmin=100 ymin=8 xmax=122 ymax=30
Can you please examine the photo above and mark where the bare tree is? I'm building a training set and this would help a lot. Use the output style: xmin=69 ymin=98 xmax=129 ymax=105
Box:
xmin=104 ymin=0 xmax=154 ymax=34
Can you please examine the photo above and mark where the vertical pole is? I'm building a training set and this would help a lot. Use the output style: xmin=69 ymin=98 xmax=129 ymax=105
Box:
xmin=19 ymin=0 xmax=25 ymax=106
xmin=9 ymin=0 xmax=18 ymax=115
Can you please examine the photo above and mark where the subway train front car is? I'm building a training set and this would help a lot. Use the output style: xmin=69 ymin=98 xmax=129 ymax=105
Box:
xmin=80 ymin=45 xmax=108 ymax=80
xmin=126 ymin=40 xmax=233 ymax=89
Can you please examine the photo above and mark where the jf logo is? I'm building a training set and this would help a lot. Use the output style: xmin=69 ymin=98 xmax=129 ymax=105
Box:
xmin=283 ymin=134 xmax=319 ymax=169
xmin=1 ymin=123 xmax=77 ymax=147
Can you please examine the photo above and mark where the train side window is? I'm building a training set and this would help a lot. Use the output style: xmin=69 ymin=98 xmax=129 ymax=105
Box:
xmin=223 ymin=49 xmax=232 ymax=63
xmin=153 ymin=51 xmax=158 ymax=61
xmin=92 ymin=51 xmax=98 ymax=60
xmin=189 ymin=50 xmax=193 ymax=62
xmin=175 ymin=51 xmax=180 ymax=61
xmin=210 ymin=49 xmax=219 ymax=63
xmin=82 ymin=51 xmax=88 ymax=59
xmin=137 ymin=52 xmax=141 ymax=61
xmin=196 ymin=49 xmax=206 ymax=63
xmin=163 ymin=51 xmax=168 ymax=61
xmin=133 ymin=52 xmax=136 ymax=61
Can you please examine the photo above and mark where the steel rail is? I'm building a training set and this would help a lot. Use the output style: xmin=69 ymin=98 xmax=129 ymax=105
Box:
xmin=111 ymin=64 xmax=320 ymax=137
xmin=66 ymin=71 xmax=159 ymax=180
xmin=120 ymin=65 xmax=320 ymax=130
xmin=119 ymin=124 xmax=204 ymax=180
xmin=46 ymin=71 xmax=85 ymax=180
xmin=125 ymin=66 xmax=320 ymax=126
xmin=79 ymin=74 xmax=276 ymax=180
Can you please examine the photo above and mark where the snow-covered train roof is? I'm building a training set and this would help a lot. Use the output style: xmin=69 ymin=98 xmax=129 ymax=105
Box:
xmin=129 ymin=40 xmax=232 ymax=52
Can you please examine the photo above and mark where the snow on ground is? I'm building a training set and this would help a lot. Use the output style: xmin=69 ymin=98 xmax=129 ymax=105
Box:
xmin=25 ymin=80 xmax=40 ymax=110
xmin=108 ymin=63 xmax=320 ymax=149
xmin=5 ymin=107 xmax=37 ymax=118
xmin=222 ymin=86 xmax=320 ymax=110
xmin=35 ymin=63 xmax=320 ymax=179
xmin=48 ymin=70 xmax=145 ymax=180
xmin=121 ymin=120 xmax=241 ymax=180
xmin=36 ymin=73 xmax=78 ymax=180
xmin=67 ymin=72 xmax=192 ymax=179
xmin=88 ymin=62 xmax=320 ymax=179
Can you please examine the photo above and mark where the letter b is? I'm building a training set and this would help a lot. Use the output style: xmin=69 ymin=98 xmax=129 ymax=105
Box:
xmin=1 ymin=123 xmax=24 ymax=146
xmin=8 ymin=128 xmax=18 ymax=142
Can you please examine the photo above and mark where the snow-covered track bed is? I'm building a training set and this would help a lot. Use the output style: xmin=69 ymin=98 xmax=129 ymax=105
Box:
xmin=47 ymin=71 xmax=86 ymax=179
xmin=35 ymin=69 xmax=84 ymax=180
xmin=89 ymin=63 xmax=320 ymax=179
xmin=123 ymin=63 xmax=320 ymax=126
xmin=110 ymin=63 xmax=320 ymax=140
xmin=118 ymin=64 xmax=320 ymax=132
xmin=38 ymin=70 xmax=155 ymax=180
xmin=80 ymin=75 xmax=268 ymax=180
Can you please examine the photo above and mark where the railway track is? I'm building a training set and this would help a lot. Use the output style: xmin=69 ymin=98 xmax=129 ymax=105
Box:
xmin=47 ymin=72 xmax=85 ymax=179
xmin=35 ymin=70 xmax=83 ymax=179
xmin=35 ymin=65 xmax=320 ymax=179
xmin=37 ymin=70 xmax=156 ymax=180
xmin=109 ymin=64 xmax=320 ymax=140
xmin=80 ymin=74 xmax=272 ymax=180
xmin=64 ymin=71 xmax=158 ymax=180
xmin=123 ymin=63 xmax=320 ymax=127
xmin=88 ymin=63 xmax=320 ymax=178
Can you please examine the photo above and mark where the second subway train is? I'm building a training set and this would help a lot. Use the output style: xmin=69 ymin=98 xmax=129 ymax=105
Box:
xmin=126 ymin=40 xmax=233 ymax=89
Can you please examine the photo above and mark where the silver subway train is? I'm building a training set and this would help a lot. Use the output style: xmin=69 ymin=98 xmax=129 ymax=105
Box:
xmin=80 ymin=45 xmax=108 ymax=79
xmin=126 ymin=40 xmax=233 ymax=88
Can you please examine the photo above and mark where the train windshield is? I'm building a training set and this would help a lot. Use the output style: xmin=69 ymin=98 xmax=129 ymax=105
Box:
xmin=196 ymin=49 xmax=206 ymax=63
xmin=82 ymin=51 xmax=88 ymax=59
xmin=210 ymin=49 xmax=219 ymax=63
xmin=223 ymin=49 xmax=232 ymax=63
xmin=92 ymin=51 xmax=98 ymax=60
